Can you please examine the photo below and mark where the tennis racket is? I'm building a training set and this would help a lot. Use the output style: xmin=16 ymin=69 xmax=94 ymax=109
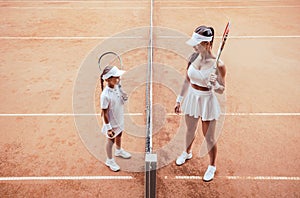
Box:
xmin=207 ymin=22 xmax=230 ymax=89
xmin=98 ymin=51 xmax=128 ymax=101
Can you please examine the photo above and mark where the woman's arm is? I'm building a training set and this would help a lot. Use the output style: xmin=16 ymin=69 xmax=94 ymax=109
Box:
xmin=175 ymin=53 xmax=198 ymax=114
xmin=175 ymin=74 xmax=190 ymax=114
xmin=214 ymin=64 xmax=226 ymax=94
xmin=179 ymin=75 xmax=190 ymax=97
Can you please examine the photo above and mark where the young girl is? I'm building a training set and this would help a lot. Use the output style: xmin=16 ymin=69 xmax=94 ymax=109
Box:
xmin=174 ymin=25 xmax=226 ymax=182
xmin=100 ymin=66 xmax=131 ymax=172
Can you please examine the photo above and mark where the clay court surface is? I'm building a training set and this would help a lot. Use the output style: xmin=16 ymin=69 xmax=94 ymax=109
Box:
xmin=0 ymin=0 xmax=300 ymax=197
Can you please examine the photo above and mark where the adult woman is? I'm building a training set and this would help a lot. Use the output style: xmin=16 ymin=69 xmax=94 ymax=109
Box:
xmin=174 ymin=25 xmax=226 ymax=182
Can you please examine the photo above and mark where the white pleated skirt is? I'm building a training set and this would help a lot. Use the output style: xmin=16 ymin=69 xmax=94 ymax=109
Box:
xmin=182 ymin=85 xmax=221 ymax=121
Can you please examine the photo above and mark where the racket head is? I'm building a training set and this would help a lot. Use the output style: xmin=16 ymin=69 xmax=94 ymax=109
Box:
xmin=220 ymin=22 xmax=230 ymax=51
xmin=208 ymin=22 xmax=231 ymax=88
xmin=98 ymin=51 xmax=123 ymax=72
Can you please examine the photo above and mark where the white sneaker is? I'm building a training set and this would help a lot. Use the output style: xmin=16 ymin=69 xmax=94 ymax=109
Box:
xmin=203 ymin=165 xmax=216 ymax=182
xmin=105 ymin=158 xmax=120 ymax=172
xmin=115 ymin=149 xmax=131 ymax=159
xmin=176 ymin=151 xmax=193 ymax=166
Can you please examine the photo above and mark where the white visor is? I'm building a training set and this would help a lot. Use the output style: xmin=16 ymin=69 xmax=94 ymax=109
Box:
xmin=186 ymin=32 xmax=213 ymax=46
xmin=102 ymin=66 xmax=126 ymax=80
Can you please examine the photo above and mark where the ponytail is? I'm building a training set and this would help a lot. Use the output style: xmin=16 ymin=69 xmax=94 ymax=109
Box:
xmin=187 ymin=52 xmax=199 ymax=69
xmin=100 ymin=74 xmax=104 ymax=91
xmin=100 ymin=66 xmax=113 ymax=91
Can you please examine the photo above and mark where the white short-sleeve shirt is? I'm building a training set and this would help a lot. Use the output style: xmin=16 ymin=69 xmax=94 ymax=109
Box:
xmin=100 ymin=85 xmax=125 ymax=137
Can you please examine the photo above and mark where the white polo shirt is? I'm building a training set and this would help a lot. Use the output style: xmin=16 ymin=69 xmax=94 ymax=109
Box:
xmin=100 ymin=85 xmax=124 ymax=137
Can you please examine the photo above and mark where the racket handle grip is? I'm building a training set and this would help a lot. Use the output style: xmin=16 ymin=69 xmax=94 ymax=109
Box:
xmin=207 ymin=81 xmax=213 ymax=89
xmin=207 ymin=67 xmax=217 ymax=89
xmin=118 ymin=84 xmax=128 ymax=101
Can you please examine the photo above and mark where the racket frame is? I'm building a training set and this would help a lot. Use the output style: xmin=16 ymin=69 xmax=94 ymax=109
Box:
xmin=207 ymin=22 xmax=230 ymax=89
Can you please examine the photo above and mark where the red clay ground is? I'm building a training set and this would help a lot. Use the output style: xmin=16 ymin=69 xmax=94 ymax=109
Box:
xmin=0 ymin=0 xmax=299 ymax=197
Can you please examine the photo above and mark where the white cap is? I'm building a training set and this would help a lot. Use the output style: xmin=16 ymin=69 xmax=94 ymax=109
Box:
xmin=186 ymin=32 xmax=213 ymax=46
xmin=102 ymin=66 xmax=126 ymax=80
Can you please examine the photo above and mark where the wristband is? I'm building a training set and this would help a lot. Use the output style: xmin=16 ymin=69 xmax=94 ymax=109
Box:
xmin=104 ymin=123 xmax=112 ymax=131
xmin=176 ymin=95 xmax=183 ymax=103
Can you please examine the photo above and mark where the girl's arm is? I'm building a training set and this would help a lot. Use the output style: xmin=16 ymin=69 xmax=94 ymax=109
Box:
xmin=102 ymin=108 xmax=115 ymax=138
xmin=102 ymin=108 xmax=110 ymax=124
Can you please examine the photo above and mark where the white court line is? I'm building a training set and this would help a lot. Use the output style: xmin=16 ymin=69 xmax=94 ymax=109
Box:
xmin=0 ymin=0 xmax=146 ymax=2
xmin=0 ymin=113 xmax=299 ymax=117
xmin=230 ymin=35 xmax=300 ymax=39
xmin=167 ymin=176 xmax=300 ymax=181
xmin=158 ymin=35 xmax=300 ymax=39
xmin=1 ymin=35 xmax=299 ymax=40
xmin=0 ymin=36 xmax=144 ymax=40
xmin=0 ymin=7 xmax=146 ymax=9
xmin=166 ymin=113 xmax=300 ymax=116
xmin=161 ymin=5 xmax=300 ymax=9
xmin=222 ymin=113 xmax=300 ymax=116
xmin=0 ymin=176 xmax=133 ymax=181
xmin=156 ymin=0 xmax=290 ymax=2
xmin=0 ymin=0 xmax=289 ymax=2
xmin=0 ymin=113 xmax=143 ymax=116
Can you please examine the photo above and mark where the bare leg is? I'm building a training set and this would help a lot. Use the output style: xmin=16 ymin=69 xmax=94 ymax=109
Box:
xmin=115 ymin=132 xmax=122 ymax=150
xmin=202 ymin=120 xmax=217 ymax=166
xmin=185 ymin=115 xmax=200 ymax=153
xmin=106 ymin=138 xmax=115 ymax=159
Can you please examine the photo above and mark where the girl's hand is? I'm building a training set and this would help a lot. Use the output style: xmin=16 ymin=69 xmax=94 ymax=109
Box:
xmin=209 ymin=73 xmax=217 ymax=85
xmin=107 ymin=130 xmax=115 ymax=138
xmin=122 ymin=93 xmax=128 ymax=101
xmin=174 ymin=103 xmax=181 ymax=114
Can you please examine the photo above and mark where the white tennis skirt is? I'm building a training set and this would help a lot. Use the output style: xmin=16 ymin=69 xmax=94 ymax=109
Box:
xmin=182 ymin=86 xmax=221 ymax=121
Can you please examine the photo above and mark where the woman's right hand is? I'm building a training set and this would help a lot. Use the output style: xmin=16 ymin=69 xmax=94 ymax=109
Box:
xmin=174 ymin=103 xmax=181 ymax=114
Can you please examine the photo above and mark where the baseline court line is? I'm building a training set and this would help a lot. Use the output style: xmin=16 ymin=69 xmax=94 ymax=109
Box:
xmin=0 ymin=7 xmax=146 ymax=10
xmin=156 ymin=0 xmax=290 ymax=3
xmin=158 ymin=35 xmax=300 ymax=39
xmin=0 ymin=0 xmax=145 ymax=2
xmin=1 ymin=36 xmax=299 ymax=40
xmin=0 ymin=113 xmax=299 ymax=117
xmin=161 ymin=5 xmax=300 ymax=9
xmin=222 ymin=113 xmax=300 ymax=116
xmin=0 ymin=176 xmax=133 ymax=181
xmin=0 ymin=36 xmax=144 ymax=40
xmin=167 ymin=113 xmax=300 ymax=116
xmin=0 ymin=113 xmax=143 ymax=117
xmin=0 ymin=0 xmax=290 ymax=3
xmin=167 ymin=176 xmax=300 ymax=181
xmin=156 ymin=0 xmax=292 ymax=2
